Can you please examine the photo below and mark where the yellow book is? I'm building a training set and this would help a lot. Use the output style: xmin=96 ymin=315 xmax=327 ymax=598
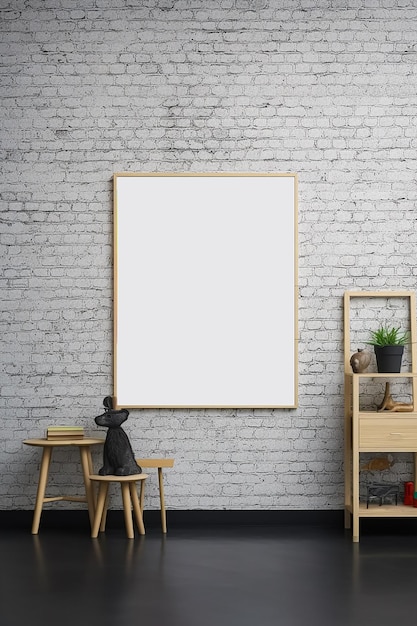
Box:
xmin=47 ymin=426 xmax=84 ymax=439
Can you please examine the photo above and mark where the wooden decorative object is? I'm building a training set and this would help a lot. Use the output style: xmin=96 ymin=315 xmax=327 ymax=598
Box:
xmin=377 ymin=382 xmax=414 ymax=412
xmin=361 ymin=456 xmax=394 ymax=471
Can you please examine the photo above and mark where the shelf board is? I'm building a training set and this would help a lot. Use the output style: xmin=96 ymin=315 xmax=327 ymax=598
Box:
xmin=359 ymin=503 xmax=417 ymax=518
xmin=358 ymin=411 xmax=417 ymax=418
xmin=346 ymin=372 xmax=416 ymax=378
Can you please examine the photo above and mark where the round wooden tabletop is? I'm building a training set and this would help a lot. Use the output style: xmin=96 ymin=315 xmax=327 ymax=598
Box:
xmin=23 ymin=438 xmax=105 ymax=447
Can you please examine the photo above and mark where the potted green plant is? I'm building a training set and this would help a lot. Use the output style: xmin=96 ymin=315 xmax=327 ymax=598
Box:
xmin=367 ymin=325 xmax=410 ymax=373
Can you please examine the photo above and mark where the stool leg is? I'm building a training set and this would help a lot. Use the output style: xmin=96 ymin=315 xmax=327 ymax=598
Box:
xmin=130 ymin=481 xmax=145 ymax=535
xmin=139 ymin=479 xmax=145 ymax=512
xmin=121 ymin=482 xmax=134 ymax=539
xmin=158 ymin=467 xmax=167 ymax=533
xmin=32 ymin=447 xmax=53 ymax=535
xmin=100 ymin=490 xmax=109 ymax=533
xmin=91 ymin=483 xmax=108 ymax=539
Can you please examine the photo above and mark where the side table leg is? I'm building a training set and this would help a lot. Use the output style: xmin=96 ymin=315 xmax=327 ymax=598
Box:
xmin=32 ymin=447 xmax=53 ymax=535
xmin=158 ymin=468 xmax=167 ymax=533
xmin=79 ymin=446 xmax=96 ymax=529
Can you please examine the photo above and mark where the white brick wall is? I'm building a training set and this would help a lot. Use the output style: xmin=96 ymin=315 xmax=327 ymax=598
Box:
xmin=1 ymin=0 xmax=417 ymax=511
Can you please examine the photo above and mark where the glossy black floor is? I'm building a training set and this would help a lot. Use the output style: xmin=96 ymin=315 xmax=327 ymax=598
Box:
xmin=2 ymin=521 xmax=417 ymax=626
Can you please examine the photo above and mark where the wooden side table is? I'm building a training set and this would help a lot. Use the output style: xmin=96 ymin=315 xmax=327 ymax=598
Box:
xmin=136 ymin=458 xmax=174 ymax=533
xmin=23 ymin=438 xmax=104 ymax=534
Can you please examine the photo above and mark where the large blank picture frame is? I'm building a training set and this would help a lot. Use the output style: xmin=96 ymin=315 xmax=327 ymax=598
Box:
xmin=114 ymin=173 xmax=298 ymax=408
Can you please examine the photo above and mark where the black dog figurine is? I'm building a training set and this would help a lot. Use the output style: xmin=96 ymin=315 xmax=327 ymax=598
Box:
xmin=95 ymin=396 xmax=142 ymax=476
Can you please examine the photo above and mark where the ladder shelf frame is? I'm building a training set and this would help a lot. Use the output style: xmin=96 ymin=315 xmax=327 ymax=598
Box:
xmin=344 ymin=290 xmax=417 ymax=542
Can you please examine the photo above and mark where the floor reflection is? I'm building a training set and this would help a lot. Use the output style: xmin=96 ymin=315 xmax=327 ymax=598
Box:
xmin=3 ymin=528 xmax=417 ymax=626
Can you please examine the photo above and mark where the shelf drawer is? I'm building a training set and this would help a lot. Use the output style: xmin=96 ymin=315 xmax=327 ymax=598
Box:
xmin=359 ymin=417 xmax=417 ymax=451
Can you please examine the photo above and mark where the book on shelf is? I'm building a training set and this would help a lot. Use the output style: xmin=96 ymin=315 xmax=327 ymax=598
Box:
xmin=46 ymin=426 xmax=85 ymax=440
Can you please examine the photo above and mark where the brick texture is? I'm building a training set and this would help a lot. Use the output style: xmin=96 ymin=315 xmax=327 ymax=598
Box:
xmin=1 ymin=0 xmax=417 ymax=511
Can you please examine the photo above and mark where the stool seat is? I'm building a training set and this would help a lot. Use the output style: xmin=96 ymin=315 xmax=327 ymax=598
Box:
xmin=90 ymin=473 xmax=147 ymax=483
xmin=90 ymin=473 xmax=148 ymax=539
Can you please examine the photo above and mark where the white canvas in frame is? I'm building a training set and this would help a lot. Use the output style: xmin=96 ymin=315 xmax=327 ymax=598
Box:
xmin=114 ymin=173 xmax=298 ymax=408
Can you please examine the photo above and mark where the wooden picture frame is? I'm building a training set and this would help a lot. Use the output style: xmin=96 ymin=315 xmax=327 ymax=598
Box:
xmin=114 ymin=173 xmax=298 ymax=408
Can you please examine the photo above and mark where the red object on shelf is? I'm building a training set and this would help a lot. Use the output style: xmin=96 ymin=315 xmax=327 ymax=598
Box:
xmin=404 ymin=481 xmax=414 ymax=505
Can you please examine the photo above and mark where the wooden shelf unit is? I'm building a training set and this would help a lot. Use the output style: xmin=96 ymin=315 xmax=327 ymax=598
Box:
xmin=344 ymin=290 xmax=417 ymax=542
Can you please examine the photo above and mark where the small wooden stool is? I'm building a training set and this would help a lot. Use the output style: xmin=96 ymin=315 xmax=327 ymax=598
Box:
xmin=136 ymin=458 xmax=174 ymax=533
xmin=90 ymin=473 xmax=148 ymax=539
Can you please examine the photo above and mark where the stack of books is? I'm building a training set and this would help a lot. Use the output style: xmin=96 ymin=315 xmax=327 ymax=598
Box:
xmin=46 ymin=426 xmax=85 ymax=440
